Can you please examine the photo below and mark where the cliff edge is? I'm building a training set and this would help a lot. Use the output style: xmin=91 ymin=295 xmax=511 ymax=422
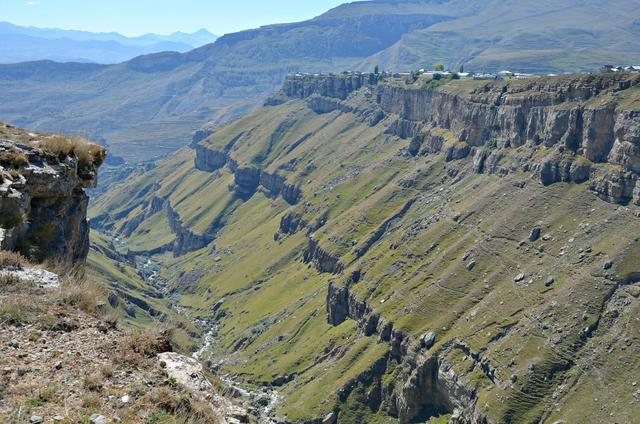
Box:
xmin=0 ymin=122 xmax=104 ymax=274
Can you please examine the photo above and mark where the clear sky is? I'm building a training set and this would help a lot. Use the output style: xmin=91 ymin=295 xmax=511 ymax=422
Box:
xmin=1 ymin=0 xmax=347 ymax=36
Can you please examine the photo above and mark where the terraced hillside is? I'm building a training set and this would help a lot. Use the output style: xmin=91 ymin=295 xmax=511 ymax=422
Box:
xmin=90 ymin=72 xmax=640 ymax=423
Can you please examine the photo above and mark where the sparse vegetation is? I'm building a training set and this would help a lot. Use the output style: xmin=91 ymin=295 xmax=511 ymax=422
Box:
xmin=0 ymin=148 xmax=29 ymax=169
xmin=35 ymin=135 xmax=106 ymax=167
xmin=81 ymin=392 xmax=101 ymax=409
xmin=56 ymin=277 xmax=106 ymax=315
xmin=142 ymin=386 xmax=223 ymax=424
xmin=0 ymin=250 xmax=27 ymax=269
xmin=0 ymin=261 xmax=227 ymax=423
xmin=117 ymin=328 xmax=173 ymax=366
xmin=82 ymin=374 xmax=104 ymax=392
xmin=0 ymin=296 xmax=41 ymax=326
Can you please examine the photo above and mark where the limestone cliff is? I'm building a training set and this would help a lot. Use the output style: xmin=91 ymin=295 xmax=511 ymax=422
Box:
xmin=0 ymin=122 xmax=103 ymax=273
xmin=270 ymin=72 xmax=640 ymax=206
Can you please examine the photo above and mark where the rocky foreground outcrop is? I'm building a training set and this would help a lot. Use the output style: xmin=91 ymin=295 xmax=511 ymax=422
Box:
xmin=0 ymin=123 xmax=244 ymax=423
xmin=0 ymin=263 xmax=240 ymax=423
xmin=0 ymin=123 xmax=104 ymax=273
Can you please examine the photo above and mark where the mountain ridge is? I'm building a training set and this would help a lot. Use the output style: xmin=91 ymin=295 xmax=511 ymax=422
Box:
xmin=0 ymin=0 xmax=639 ymax=164
xmin=0 ymin=22 xmax=218 ymax=64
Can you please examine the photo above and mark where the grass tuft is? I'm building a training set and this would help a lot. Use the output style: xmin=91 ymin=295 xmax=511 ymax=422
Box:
xmin=0 ymin=250 xmax=28 ymax=270
xmin=0 ymin=296 xmax=41 ymax=326
xmin=35 ymin=135 xmax=106 ymax=167
xmin=0 ymin=148 xmax=29 ymax=169
xmin=56 ymin=277 xmax=106 ymax=315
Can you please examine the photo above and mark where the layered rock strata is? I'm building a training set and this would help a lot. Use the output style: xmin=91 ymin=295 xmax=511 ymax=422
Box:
xmin=0 ymin=125 xmax=103 ymax=273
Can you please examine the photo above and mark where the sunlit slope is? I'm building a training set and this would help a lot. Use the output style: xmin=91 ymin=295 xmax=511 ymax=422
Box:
xmin=3 ymin=0 xmax=640 ymax=163
xmin=90 ymin=74 xmax=640 ymax=423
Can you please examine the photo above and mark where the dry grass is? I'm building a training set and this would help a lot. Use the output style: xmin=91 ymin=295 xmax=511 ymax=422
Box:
xmin=56 ymin=276 xmax=106 ymax=315
xmin=0 ymin=148 xmax=29 ymax=169
xmin=141 ymin=386 xmax=225 ymax=424
xmin=99 ymin=363 xmax=114 ymax=379
xmin=0 ymin=267 xmax=227 ymax=424
xmin=82 ymin=374 xmax=104 ymax=392
xmin=0 ymin=273 xmax=25 ymax=286
xmin=0 ymin=296 xmax=42 ymax=326
xmin=81 ymin=392 xmax=102 ymax=409
xmin=117 ymin=328 xmax=173 ymax=366
xmin=35 ymin=135 xmax=106 ymax=167
xmin=0 ymin=250 xmax=28 ymax=270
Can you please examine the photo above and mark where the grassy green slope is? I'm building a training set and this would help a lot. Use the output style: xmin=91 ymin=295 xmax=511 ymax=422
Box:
xmin=90 ymin=77 xmax=640 ymax=423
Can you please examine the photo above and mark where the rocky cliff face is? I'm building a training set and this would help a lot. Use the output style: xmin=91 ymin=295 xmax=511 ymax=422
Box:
xmin=166 ymin=201 xmax=213 ymax=256
xmin=0 ymin=123 xmax=103 ymax=273
xmin=276 ymin=72 xmax=640 ymax=206
xmin=193 ymin=143 xmax=302 ymax=206
xmin=326 ymin=281 xmax=489 ymax=423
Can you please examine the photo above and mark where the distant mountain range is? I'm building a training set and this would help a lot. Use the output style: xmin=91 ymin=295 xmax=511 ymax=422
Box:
xmin=0 ymin=0 xmax=639 ymax=163
xmin=0 ymin=22 xmax=218 ymax=64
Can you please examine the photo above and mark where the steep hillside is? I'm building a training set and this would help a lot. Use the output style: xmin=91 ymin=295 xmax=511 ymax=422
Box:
xmin=90 ymin=72 xmax=640 ymax=423
xmin=0 ymin=123 xmax=243 ymax=423
xmin=1 ymin=0 xmax=640 ymax=163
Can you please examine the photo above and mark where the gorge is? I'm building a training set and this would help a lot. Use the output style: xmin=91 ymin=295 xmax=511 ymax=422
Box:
xmin=88 ymin=71 xmax=640 ymax=423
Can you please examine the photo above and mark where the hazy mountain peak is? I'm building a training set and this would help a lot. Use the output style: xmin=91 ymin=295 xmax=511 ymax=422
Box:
xmin=0 ymin=22 xmax=218 ymax=64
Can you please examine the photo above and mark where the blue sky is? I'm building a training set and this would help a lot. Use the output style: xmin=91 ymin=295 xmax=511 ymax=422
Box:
xmin=1 ymin=0 xmax=347 ymax=36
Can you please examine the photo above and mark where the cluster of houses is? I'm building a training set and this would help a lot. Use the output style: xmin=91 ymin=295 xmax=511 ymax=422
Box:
xmin=600 ymin=65 xmax=640 ymax=73
xmin=397 ymin=68 xmax=536 ymax=81
xmin=294 ymin=65 xmax=640 ymax=83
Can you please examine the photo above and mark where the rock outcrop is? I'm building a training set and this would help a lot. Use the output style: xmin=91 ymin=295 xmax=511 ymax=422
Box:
xmin=279 ymin=73 xmax=374 ymax=101
xmin=326 ymin=282 xmax=488 ymax=423
xmin=193 ymin=144 xmax=303 ymax=205
xmin=194 ymin=143 xmax=227 ymax=171
xmin=0 ymin=123 xmax=103 ymax=273
xmin=158 ymin=353 xmax=248 ymax=424
xmin=303 ymin=238 xmax=343 ymax=274
xmin=166 ymin=202 xmax=212 ymax=257
xmin=278 ymin=72 xmax=640 ymax=205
